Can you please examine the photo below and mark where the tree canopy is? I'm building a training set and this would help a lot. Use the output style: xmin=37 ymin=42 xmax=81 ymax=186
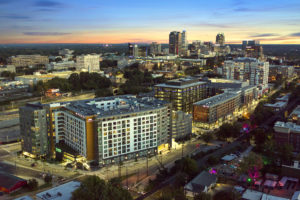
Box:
xmin=71 ymin=175 xmax=132 ymax=200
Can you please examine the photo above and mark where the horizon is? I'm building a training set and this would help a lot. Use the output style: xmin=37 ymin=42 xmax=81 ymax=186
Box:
xmin=1 ymin=0 xmax=300 ymax=44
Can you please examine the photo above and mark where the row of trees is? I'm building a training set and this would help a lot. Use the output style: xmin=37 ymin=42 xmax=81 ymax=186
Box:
xmin=35 ymin=72 xmax=112 ymax=94
xmin=0 ymin=71 xmax=16 ymax=80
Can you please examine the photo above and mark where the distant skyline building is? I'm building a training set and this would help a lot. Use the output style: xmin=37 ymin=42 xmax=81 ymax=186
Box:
xmin=216 ymin=33 xmax=225 ymax=46
xmin=169 ymin=31 xmax=182 ymax=56
xmin=223 ymin=57 xmax=269 ymax=87
xmin=181 ymin=30 xmax=188 ymax=53
xmin=150 ymin=42 xmax=162 ymax=55
xmin=242 ymin=40 xmax=264 ymax=59
xmin=8 ymin=55 xmax=49 ymax=67
xmin=76 ymin=54 xmax=100 ymax=72
xmin=128 ymin=43 xmax=139 ymax=57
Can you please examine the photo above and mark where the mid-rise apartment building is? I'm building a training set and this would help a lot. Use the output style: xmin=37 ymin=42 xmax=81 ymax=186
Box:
xmin=274 ymin=121 xmax=300 ymax=152
xmin=193 ymin=90 xmax=241 ymax=129
xmin=8 ymin=55 xmax=49 ymax=67
xmin=269 ymin=65 xmax=295 ymax=82
xmin=19 ymin=103 xmax=48 ymax=157
xmin=76 ymin=54 xmax=100 ymax=71
xmin=170 ymin=111 xmax=192 ymax=140
xmin=154 ymin=77 xmax=208 ymax=113
xmin=19 ymin=96 xmax=171 ymax=165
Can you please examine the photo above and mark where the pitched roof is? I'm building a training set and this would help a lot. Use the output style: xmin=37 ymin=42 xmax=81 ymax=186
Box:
xmin=0 ymin=171 xmax=26 ymax=189
xmin=184 ymin=171 xmax=217 ymax=192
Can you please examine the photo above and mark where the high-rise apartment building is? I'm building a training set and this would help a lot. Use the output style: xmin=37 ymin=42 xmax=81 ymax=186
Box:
xmin=150 ymin=42 xmax=162 ymax=55
xmin=169 ymin=31 xmax=182 ymax=56
xmin=154 ymin=77 xmax=208 ymax=113
xmin=223 ymin=57 xmax=269 ymax=86
xmin=76 ymin=54 xmax=100 ymax=71
xmin=19 ymin=96 xmax=171 ymax=165
xmin=8 ymin=55 xmax=49 ymax=67
xmin=216 ymin=33 xmax=225 ymax=46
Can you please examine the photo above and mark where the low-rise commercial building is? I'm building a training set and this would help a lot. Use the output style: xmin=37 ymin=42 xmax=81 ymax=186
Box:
xmin=264 ymin=101 xmax=287 ymax=112
xmin=288 ymin=105 xmax=300 ymax=125
xmin=8 ymin=55 xmax=49 ymax=67
xmin=47 ymin=61 xmax=75 ymax=71
xmin=0 ymin=65 xmax=16 ymax=73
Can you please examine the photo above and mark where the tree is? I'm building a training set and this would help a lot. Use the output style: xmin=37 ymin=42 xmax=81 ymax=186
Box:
xmin=68 ymin=73 xmax=81 ymax=91
xmin=44 ymin=174 xmax=52 ymax=183
xmin=194 ymin=192 xmax=212 ymax=200
xmin=213 ymin=190 xmax=239 ymax=200
xmin=71 ymin=175 xmax=132 ymax=200
xmin=95 ymin=88 xmax=113 ymax=97
xmin=216 ymin=123 xmax=241 ymax=140
xmin=238 ymin=152 xmax=263 ymax=180
xmin=277 ymin=144 xmax=293 ymax=164
xmin=201 ymin=132 xmax=213 ymax=144
xmin=184 ymin=67 xmax=201 ymax=76
xmin=27 ymin=179 xmax=38 ymax=191
xmin=172 ymin=157 xmax=198 ymax=178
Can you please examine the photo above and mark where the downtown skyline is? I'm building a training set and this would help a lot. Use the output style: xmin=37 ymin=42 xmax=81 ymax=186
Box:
xmin=1 ymin=0 xmax=300 ymax=44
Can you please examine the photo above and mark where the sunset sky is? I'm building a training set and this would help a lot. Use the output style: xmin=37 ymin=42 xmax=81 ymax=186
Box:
xmin=1 ymin=0 xmax=300 ymax=44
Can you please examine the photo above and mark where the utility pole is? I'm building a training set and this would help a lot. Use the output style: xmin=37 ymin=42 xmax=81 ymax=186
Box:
xmin=126 ymin=167 xmax=128 ymax=189
xmin=181 ymin=142 xmax=184 ymax=158
xmin=146 ymin=155 xmax=149 ymax=176
xmin=118 ymin=157 xmax=121 ymax=178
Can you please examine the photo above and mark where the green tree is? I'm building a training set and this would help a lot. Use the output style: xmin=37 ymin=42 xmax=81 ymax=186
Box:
xmin=71 ymin=175 xmax=132 ymax=200
xmin=95 ymin=88 xmax=113 ymax=97
xmin=44 ymin=174 xmax=52 ymax=183
xmin=27 ymin=179 xmax=38 ymax=191
xmin=277 ymin=144 xmax=293 ymax=164
xmin=194 ymin=192 xmax=212 ymax=200
xmin=68 ymin=73 xmax=81 ymax=91
xmin=238 ymin=152 xmax=263 ymax=179
xmin=201 ymin=132 xmax=213 ymax=144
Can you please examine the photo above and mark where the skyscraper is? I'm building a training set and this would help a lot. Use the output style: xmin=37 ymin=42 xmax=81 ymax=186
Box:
xmin=181 ymin=30 xmax=187 ymax=52
xmin=242 ymin=40 xmax=263 ymax=59
xmin=216 ymin=33 xmax=225 ymax=46
xmin=128 ymin=43 xmax=139 ymax=57
xmin=169 ymin=31 xmax=182 ymax=56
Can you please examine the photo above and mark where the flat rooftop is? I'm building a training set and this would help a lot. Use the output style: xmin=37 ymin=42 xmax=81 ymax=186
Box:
xmin=36 ymin=181 xmax=80 ymax=200
xmin=274 ymin=121 xmax=300 ymax=133
xmin=155 ymin=77 xmax=206 ymax=88
xmin=48 ymin=95 xmax=169 ymax=117
xmin=194 ymin=91 xmax=239 ymax=107
xmin=289 ymin=105 xmax=300 ymax=118
xmin=264 ymin=101 xmax=287 ymax=108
